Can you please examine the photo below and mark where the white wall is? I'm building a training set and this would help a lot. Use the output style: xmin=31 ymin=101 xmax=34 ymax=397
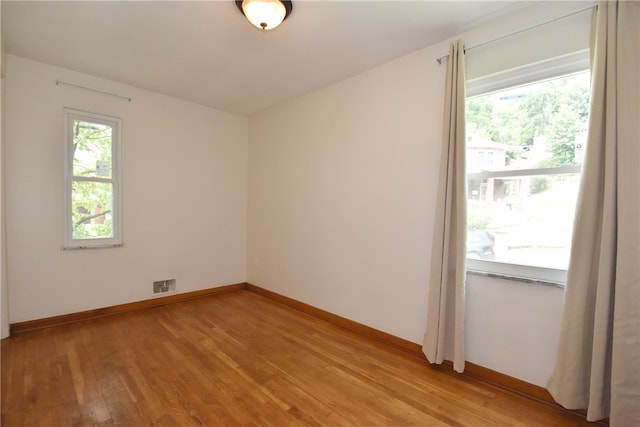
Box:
xmin=1 ymin=5 xmax=9 ymax=339
xmin=1 ymin=77 xmax=7 ymax=339
xmin=248 ymin=48 xmax=437 ymax=342
xmin=247 ymin=1 xmax=592 ymax=387
xmin=5 ymin=55 xmax=248 ymax=322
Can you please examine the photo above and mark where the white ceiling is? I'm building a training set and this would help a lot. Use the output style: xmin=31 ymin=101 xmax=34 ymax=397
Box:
xmin=2 ymin=1 xmax=531 ymax=116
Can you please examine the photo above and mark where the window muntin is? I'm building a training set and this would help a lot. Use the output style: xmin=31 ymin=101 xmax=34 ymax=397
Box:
xmin=465 ymin=71 xmax=590 ymax=283
xmin=64 ymin=109 xmax=122 ymax=248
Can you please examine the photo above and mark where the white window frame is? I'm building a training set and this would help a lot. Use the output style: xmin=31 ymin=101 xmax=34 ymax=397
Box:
xmin=466 ymin=51 xmax=590 ymax=285
xmin=63 ymin=109 xmax=122 ymax=249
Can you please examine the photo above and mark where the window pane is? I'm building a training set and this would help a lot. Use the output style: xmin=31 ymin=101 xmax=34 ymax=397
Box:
xmin=467 ymin=72 xmax=590 ymax=172
xmin=71 ymin=181 xmax=114 ymax=240
xmin=468 ymin=173 xmax=580 ymax=269
xmin=72 ymin=120 xmax=113 ymax=179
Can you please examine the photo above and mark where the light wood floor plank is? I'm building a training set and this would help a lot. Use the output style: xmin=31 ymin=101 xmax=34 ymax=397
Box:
xmin=2 ymin=290 xmax=594 ymax=426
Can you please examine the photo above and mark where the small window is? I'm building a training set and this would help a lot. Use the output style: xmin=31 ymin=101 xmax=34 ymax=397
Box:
xmin=466 ymin=71 xmax=590 ymax=284
xmin=64 ymin=109 xmax=122 ymax=248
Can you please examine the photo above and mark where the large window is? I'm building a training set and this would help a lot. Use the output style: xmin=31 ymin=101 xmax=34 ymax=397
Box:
xmin=64 ymin=109 xmax=122 ymax=248
xmin=465 ymin=71 xmax=590 ymax=284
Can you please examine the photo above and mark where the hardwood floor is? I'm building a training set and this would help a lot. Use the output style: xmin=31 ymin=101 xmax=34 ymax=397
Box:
xmin=2 ymin=290 xmax=593 ymax=426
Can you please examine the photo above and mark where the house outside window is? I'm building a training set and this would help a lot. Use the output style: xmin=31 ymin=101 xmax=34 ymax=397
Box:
xmin=64 ymin=109 xmax=122 ymax=249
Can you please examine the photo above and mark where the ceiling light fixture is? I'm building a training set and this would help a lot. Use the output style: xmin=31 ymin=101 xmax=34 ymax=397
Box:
xmin=236 ymin=0 xmax=293 ymax=31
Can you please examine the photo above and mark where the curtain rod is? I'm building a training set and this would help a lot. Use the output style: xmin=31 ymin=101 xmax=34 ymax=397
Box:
xmin=436 ymin=3 xmax=597 ymax=64
xmin=56 ymin=80 xmax=132 ymax=102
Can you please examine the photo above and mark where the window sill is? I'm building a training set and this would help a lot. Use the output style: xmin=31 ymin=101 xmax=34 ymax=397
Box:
xmin=467 ymin=268 xmax=565 ymax=288
xmin=62 ymin=243 xmax=123 ymax=250
xmin=466 ymin=258 xmax=567 ymax=288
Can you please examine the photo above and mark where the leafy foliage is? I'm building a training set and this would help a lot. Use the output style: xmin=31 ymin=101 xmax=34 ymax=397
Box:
xmin=466 ymin=73 xmax=590 ymax=168
xmin=468 ymin=209 xmax=492 ymax=230
xmin=71 ymin=120 xmax=114 ymax=240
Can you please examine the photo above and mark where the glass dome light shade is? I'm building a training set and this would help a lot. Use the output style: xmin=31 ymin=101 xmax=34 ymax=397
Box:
xmin=241 ymin=0 xmax=287 ymax=31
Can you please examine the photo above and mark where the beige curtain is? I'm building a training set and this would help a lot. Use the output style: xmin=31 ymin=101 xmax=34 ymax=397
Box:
xmin=547 ymin=1 xmax=640 ymax=425
xmin=422 ymin=40 xmax=467 ymax=373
